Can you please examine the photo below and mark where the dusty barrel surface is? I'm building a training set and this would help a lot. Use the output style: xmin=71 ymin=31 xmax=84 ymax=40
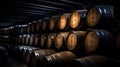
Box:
xmin=55 ymin=32 xmax=69 ymax=50
xmin=29 ymin=49 xmax=56 ymax=67
xmin=86 ymin=5 xmax=117 ymax=28
xmin=84 ymin=30 xmax=114 ymax=55
xmin=72 ymin=55 xmax=109 ymax=67
xmin=58 ymin=13 xmax=71 ymax=31
xmin=66 ymin=31 xmax=86 ymax=51
xmin=46 ymin=33 xmax=57 ymax=49
xmin=69 ymin=10 xmax=87 ymax=30
xmin=43 ymin=51 xmax=77 ymax=67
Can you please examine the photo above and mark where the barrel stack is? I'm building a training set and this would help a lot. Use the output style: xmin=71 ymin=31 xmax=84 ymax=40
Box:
xmin=0 ymin=4 xmax=120 ymax=67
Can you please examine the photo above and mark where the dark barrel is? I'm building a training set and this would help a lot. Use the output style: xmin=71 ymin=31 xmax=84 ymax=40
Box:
xmin=35 ymin=20 xmax=42 ymax=33
xmin=25 ymin=34 xmax=30 ymax=46
xmin=23 ymin=47 xmax=40 ymax=64
xmin=21 ymin=35 xmax=26 ymax=45
xmin=26 ymin=23 xmax=32 ymax=34
xmin=58 ymin=13 xmax=71 ymax=31
xmin=29 ymin=49 xmax=56 ymax=67
xmin=69 ymin=10 xmax=87 ymax=30
xmin=29 ymin=34 xmax=34 ymax=46
xmin=43 ymin=51 xmax=77 ymax=67
xmin=72 ymin=55 xmax=109 ymax=67
xmin=33 ymin=34 xmax=39 ymax=47
xmin=48 ymin=16 xmax=59 ymax=32
xmin=15 ymin=35 xmax=20 ymax=45
xmin=15 ymin=25 xmax=22 ymax=35
xmin=86 ymin=5 xmax=118 ymax=29
xmin=18 ymin=35 xmax=22 ymax=45
xmin=21 ymin=24 xmax=28 ymax=34
xmin=84 ymin=30 xmax=114 ymax=55
xmin=21 ymin=46 xmax=32 ymax=61
xmin=41 ymin=18 xmax=49 ymax=33
xmin=40 ymin=34 xmax=47 ymax=48
xmin=46 ymin=33 xmax=57 ymax=49
xmin=66 ymin=31 xmax=86 ymax=51
xmin=55 ymin=32 xmax=69 ymax=50
xmin=31 ymin=21 xmax=37 ymax=34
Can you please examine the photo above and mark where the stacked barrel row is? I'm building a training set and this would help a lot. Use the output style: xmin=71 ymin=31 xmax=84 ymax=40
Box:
xmin=5 ymin=45 xmax=120 ymax=67
xmin=0 ymin=5 xmax=120 ymax=67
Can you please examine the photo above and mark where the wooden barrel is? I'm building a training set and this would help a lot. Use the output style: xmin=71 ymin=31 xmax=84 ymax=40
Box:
xmin=24 ymin=47 xmax=39 ymax=64
xmin=31 ymin=21 xmax=37 ymax=33
xmin=84 ymin=30 xmax=114 ymax=55
xmin=21 ymin=46 xmax=32 ymax=61
xmin=15 ymin=25 xmax=22 ymax=35
xmin=41 ymin=18 xmax=49 ymax=32
xmin=40 ymin=34 xmax=47 ymax=48
xmin=29 ymin=49 xmax=56 ymax=67
xmin=72 ymin=55 xmax=108 ymax=67
xmin=21 ymin=24 xmax=28 ymax=34
xmin=48 ymin=16 xmax=59 ymax=32
xmin=35 ymin=20 xmax=42 ymax=33
xmin=18 ymin=35 xmax=22 ymax=45
xmin=43 ymin=51 xmax=77 ymax=67
xmin=27 ymin=23 xmax=32 ymax=34
xmin=55 ymin=32 xmax=69 ymax=50
xmin=86 ymin=5 xmax=117 ymax=29
xmin=66 ymin=31 xmax=86 ymax=51
xmin=15 ymin=36 xmax=20 ymax=45
xmin=34 ymin=34 xmax=39 ymax=47
xmin=30 ymin=34 xmax=34 ymax=46
xmin=46 ymin=33 xmax=57 ymax=49
xmin=69 ymin=10 xmax=87 ymax=30
xmin=25 ymin=34 xmax=30 ymax=46
xmin=21 ymin=35 xmax=25 ymax=45
xmin=58 ymin=13 xmax=71 ymax=31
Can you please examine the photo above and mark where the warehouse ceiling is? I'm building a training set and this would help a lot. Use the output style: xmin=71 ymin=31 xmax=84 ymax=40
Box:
xmin=0 ymin=0 xmax=114 ymax=28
